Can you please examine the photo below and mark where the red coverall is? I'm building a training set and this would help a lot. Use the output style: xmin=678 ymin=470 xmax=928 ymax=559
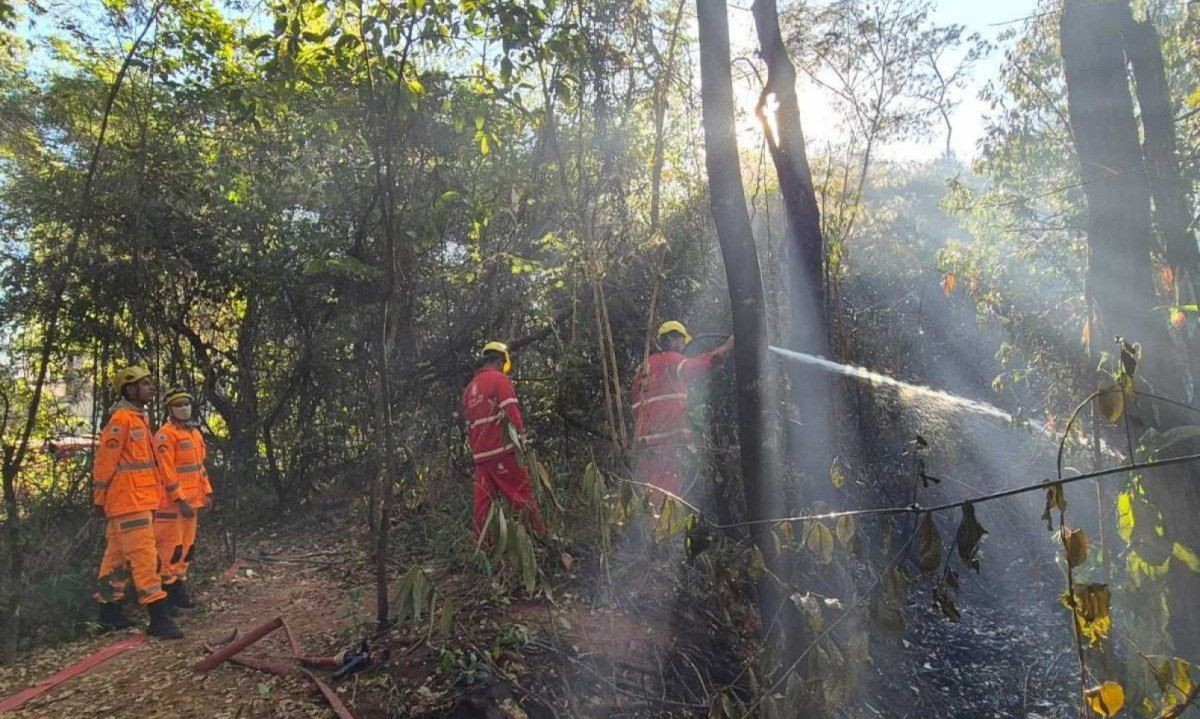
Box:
xmin=462 ymin=367 xmax=545 ymax=536
xmin=631 ymin=349 xmax=727 ymax=495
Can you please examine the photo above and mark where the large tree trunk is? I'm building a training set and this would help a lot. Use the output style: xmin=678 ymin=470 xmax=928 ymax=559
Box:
xmin=696 ymin=0 xmax=788 ymax=662
xmin=1122 ymin=11 xmax=1200 ymax=376
xmin=749 ymin=0 xmax=837 ymax=502
xmin=1061 ymin=0 xmax=1200 ymax=656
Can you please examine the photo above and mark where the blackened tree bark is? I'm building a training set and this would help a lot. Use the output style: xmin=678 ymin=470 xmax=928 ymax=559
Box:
xmin=749 ymin=0 xmax=837 ymax=506
xmin=1061 ymin=0 xmax=1200 ymax=655
xmin=696 ymin=0 xmax=787 ymax=654
xmin=1122 ymin=13 xmax=1200 ymax=282
xmin=750 ymin=0 xmax=826 ymax=354
xmin=1122 ymin=10 xmax=1200 ymax=372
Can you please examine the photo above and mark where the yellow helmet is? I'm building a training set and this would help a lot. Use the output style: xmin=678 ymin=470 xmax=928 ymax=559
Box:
xmin=112 ymin=365 xmax=152 ymax=396
xmin=657 ymin=320 xmax=693 ymax=345
xmin=482 ymin=341 xmax=512 ymax=374
xmin=162 ymin=386 xmax=193 ymax=406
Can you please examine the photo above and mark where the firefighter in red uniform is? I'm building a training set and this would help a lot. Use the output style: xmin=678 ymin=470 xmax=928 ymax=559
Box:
xmin=461 ymin=341 xmax=545 ymax=536
xmin=631 ymin=321 xmax=734 ymax=497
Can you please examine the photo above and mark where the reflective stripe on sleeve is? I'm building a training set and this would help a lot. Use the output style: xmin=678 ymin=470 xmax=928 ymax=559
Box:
xmin=498 ymin=398 xmax=518 ymax=408
xmin=175 ymin=463 xmax=203 ymax=474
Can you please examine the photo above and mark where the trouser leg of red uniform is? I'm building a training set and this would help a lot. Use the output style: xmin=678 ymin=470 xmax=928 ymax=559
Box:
xmin=473 ymin=455 xmax=545 ymax=536
xmin=95 ymin=511 xmax=166 ymax=605
xmin=154 ymin=511 xmax=184 ymax=586
xmin=634 ymin=445 xmax=686 ymax=497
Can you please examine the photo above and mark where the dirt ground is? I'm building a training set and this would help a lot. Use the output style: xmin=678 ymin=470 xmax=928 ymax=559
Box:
xmin=0 ymin=548 xmax=359 ymax=719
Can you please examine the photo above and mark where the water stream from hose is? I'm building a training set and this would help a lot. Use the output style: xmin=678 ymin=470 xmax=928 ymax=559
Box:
xmin=768 ymin=346 xmax=1016 ymax=423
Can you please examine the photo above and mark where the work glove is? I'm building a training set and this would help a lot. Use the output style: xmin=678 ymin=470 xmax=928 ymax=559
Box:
xmin=177 ymin=498 xmax=196 ymax=519
xmin=203 ymin=495 xmax=214 ymax=512
xmin=91 ymin=505 xmax=105 ymax=519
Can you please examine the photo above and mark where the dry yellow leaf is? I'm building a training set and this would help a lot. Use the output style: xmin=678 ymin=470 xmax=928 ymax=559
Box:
xmin=1085 ymin=681 xmax=1125 ymax=717
xmin=1062 ymin=525 xmax=1089 ymax=568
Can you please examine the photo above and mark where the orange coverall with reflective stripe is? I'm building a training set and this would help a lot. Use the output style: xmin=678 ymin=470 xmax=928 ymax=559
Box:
xmin=153 ymin=421 xmax=211 ymax=585
xmin=93 ymin=401 xmax=180 ymax=604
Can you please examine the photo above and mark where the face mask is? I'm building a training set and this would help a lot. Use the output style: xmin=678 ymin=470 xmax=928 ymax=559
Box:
xmin=170 ymin=404 xmax=192 ymax=421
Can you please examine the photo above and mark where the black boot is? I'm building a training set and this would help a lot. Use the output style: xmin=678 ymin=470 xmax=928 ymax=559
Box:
xmin=146 ymin=598 xmax=183 ymax=639
xmin=166 ymin=580 xmax=196 ymax=610
xmin=96 ymin=601 xmax=133 ymax=630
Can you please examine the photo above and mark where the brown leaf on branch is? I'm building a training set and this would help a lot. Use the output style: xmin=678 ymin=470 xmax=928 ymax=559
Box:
xmin=918 ymin=514 xmax=942 ymax=573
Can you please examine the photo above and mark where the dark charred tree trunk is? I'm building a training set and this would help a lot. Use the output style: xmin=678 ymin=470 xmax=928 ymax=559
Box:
xmin=696 ymin=0 xmax=790 ymax=663
xmin=1061 ymin=0 xmax=1200 ymax=655
xmin=750 ymin=0 xmax=826 ymax=353
xmin=1122 ymin=10 xmax=1200 ymax=373
xmin=750 ymin=0 xmax=837 ymax=506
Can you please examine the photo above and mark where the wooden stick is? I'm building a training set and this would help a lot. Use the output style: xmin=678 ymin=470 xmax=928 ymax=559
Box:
xmin=194 ymin=617 xmax=282 ymax=672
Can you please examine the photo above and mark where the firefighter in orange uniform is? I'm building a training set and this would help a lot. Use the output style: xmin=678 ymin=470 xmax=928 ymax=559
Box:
xmin=153 ymin=386 xmax=212 ymax=610
xmin=461 ymin=341 xmax=545 ymax=537
xmin=631 ymin=322 xmax=733 ymax=497
xmin=92 ymin=366 xmax=191 ymax=638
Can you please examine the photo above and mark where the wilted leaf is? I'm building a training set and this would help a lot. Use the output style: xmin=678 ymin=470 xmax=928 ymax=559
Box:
xmin=655 ymin=498 xmax=688 ymax=542
xmin=918 ymin=514 xmax=942 ymax=573
xmin=560 ymin=552 xmax=573 ymax=571
xmin=791 ymin=592 xmax=824 ymax=630
xmin=1062 ymin=525 xmax=1089 ymax=568
xmin=1085 ymin=681 xmax=1125 ymax=717
xmin=1062 ymin=584 xmax=1111 ymax=645
xmin=1119 ymin=339 xmax=1140 ymax=378
xmin=835 ymin=515 xmax=856 ymax=546
xmin=1116 ymin=491 xmax=1135 ymax=542
xmin=941 ymin=272 xmax=957 ymax=297
xmin=954 ymin=502 xmax=987 ymax=571
xmin=933 ymin=585 xmax=960 ymax=620
xmin=439 ymin=598 xmax=457 ymax=636
xmin=516 ymin=524 xmax=537 ymax=595
xmin=1173 ymin=543 xmax=1200 ymax=572
xmin=1093 ymin=385 xmax=1125 ymax=424
xmin=747 ymin=547 xmax=765 ymax=581
xmin=830 ymin=457 xmax=846 ymax=488
xmin=803 ymin=521 xmax=835 ymax=564
xmin=1159 ymin=265 xmax=1176 ymax=293
xmin=1043 ymin=484 xmax=1068 ymax=530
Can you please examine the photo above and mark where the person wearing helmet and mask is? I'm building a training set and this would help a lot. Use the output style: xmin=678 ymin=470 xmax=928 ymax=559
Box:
xmin=631 ymin=322 xmax=734 ymax=497
xmin=153 ymin=386 xmax=213 ymax=611
xmin=91 ymin=366 xmax=191 ymax=639
xmin=461 ymin=341 xmax=545 ymax=537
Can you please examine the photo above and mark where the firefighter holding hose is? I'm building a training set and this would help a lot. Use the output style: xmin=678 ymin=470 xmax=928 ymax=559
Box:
xmin=631 ymin=321 xmax=734 ymax=498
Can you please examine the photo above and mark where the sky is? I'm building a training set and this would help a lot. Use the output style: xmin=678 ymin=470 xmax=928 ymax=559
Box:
xmin=729 ymin=0 xmax=1043 ymax=162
